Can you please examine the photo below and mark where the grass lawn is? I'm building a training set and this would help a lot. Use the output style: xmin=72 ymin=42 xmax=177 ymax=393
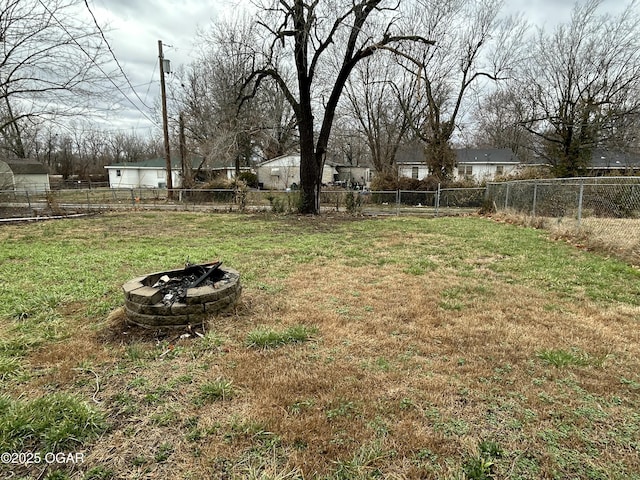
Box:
xmin=0 ymin=212 xmax=639 ymax=479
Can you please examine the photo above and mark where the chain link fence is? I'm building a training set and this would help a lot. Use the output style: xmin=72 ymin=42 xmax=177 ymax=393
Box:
xmin=2 ymin=180 xmax=638 ymax=263
xmin=0 ymin=186 xmax=486 ymax=219
xmin=487 ymin=177 xmax=640 ymax=264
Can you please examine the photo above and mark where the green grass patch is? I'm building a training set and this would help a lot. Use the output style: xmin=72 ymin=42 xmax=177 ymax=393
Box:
xmin=0 ymin=393 xmax=107 ymax=452
xmin=536 ymin=348 xmax=594 ymax=368
xmin=246 ymin=325 xmax=318 ymax=349
xmin=198 ymin=379 xmax=234 ymax=402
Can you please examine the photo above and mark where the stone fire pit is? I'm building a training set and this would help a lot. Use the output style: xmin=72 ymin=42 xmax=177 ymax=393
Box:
xmin=122 ymin=261 xmax=241 ymax=328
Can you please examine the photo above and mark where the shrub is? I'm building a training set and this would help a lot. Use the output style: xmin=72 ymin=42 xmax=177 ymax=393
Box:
xmin=345 ymin=191 xmax=362 ymax=214
xmin=370 ymin=172 xmax=397 ymax=191
xmin=266 ymin=192 xmax=300 ymax=214
xmin=237 ymin=171 xmax=258 ymax=188
xmin=371 ymin=172 xmax=441 ymax=191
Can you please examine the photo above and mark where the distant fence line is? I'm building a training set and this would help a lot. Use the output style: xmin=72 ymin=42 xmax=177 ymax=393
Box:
xmin=3 ymin=178 xmax=638 ymax=264
xmin=0 ymin=186 xmax=486 ymax=217
xmin=0 ymin=178 xmax=638 ymax=219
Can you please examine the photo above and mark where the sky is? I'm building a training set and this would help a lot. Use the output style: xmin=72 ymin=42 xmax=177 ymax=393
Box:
xmin=86 ymin=0 xmax=631 ymax=138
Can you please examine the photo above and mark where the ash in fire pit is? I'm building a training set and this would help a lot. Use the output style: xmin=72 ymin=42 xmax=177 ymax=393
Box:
xmin=153 ymin=261 xmax=226 ymax=306
xmin=123 ymin=261 xmax=241 ymax=328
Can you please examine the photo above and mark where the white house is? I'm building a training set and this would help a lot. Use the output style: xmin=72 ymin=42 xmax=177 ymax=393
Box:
xmin=0 ymin=158 xmax=50 ymax=192
xmin=256 ymin=154 xmax=339 ymax=190
xmin=455 ymin=148 xmax=520 ymax=181
xmin=396 ymin=144 xmax=521 ymax=181
xmin=395 ymin=143 xmax=430 ymax=179
xmin=106 ymin=158 xmax=225 ymax=189
xmin=335 ymin=164 xmax=375 ymax=189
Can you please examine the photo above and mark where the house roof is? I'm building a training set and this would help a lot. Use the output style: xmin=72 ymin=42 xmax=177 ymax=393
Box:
xmin=590 ymin=149 xmax=640 ymax=169
xmin=395 ymin=142 xmax=424 ymax=165
xmin=256 ymin=153 xmax=341 ymax=168
xmin=256 ymin=153 xmax=298 ymax=167
xmin=3 ymin=158 xmax=49 ymax=175
xmin=456 ymin=148 xmax=518 ymax=165
xmin=105 ymin=157 xmax=207 ymax=170
xmin=396 ymin=144 xmax=519 ymax=165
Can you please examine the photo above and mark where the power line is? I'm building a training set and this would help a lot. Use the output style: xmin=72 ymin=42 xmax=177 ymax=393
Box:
xmin=82 ymin=0 xmax=158 ymax=115
xmin=34 ymin=0 xmax=160 ymax=128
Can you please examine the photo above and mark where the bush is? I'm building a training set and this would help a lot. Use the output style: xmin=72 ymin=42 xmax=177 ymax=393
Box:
xmin=266 ymin=192 xmax=300 ymax=214
xmin=345 ymin=191 xmax=362 ymax=214
xmin=371 ymin=173 xmax=441 ymax=191
xmin=370 ymin=172 xmax=398 ymax=191
xmin=237 ymin=171 xmax=258 ymax=188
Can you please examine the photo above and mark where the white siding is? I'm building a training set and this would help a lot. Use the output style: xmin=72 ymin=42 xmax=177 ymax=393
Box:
xmin=257 ymin=154 xmax=338 ymax=190
xmin=398 ymin=164 xmax=429 ymax=180
xmin=13 ymin=174 xmax=50 ymax=192
xmin=107 ymin=167 xmax=182 ymax=189
xmin=454 ymin=163 xmax=519 ymax=181
xmin=337 ymin=166 xmax=372 ymax=188
xmin=108 ymin=168 xmax=139 ymax=189
xmin=0 ymin=162 xmax=13 ymax=189
xmin=257 ymin=155 xmax=299 ymax=190
xmin=0 ymin=161 xmax=49 ymax=192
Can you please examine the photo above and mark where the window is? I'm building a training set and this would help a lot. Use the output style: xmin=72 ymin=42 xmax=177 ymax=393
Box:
xmin=458 ymin=165 xmax=473 ymax=178
xmin=116 ymin=169 xmax=121 ymax=177
xmin=411 ymin=167 xmax=419 ymax=179
xmin=496 ymin=165 xmax=504 ymax=176
xmin=157 ymin=170 xmax=164 ymax=179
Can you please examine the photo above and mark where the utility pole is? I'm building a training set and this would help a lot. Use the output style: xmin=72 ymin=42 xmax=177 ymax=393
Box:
xmin=179 ymin=112 xmax=189 ymax=187
xmin=158 ymin=40 xmax=173 ymax=198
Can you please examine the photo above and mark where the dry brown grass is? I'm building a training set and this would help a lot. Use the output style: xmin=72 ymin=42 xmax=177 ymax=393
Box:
xmin=20 ymin=261 xmax=636 ymax=479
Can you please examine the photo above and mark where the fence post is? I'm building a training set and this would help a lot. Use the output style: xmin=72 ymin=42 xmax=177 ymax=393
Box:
xmin=130 ymin=189 xmax=135 ymax=207
xmin=25 ymin=190 xmax=31 ymax=209
xmin=87 ymin=191 xmax=91 ymax=212
xmin=532 ymin=182 xmax=538 ymax=217
xmin=435 ymin=183 xmax=441 ymax=217
xmin=396 ymin=189 xmax=400 ymax=216
xmin=577 ymin=181 xmax=584 ymax=228
xmin=504 ymin=183 xmax=510 ymax=210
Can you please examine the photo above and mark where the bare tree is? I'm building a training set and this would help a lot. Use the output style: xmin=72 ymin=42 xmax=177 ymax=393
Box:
xmin=471 ymin=88 xmax=535 ymax=162
xmin=396 ymin=0 xmax=526 ymax=180
xmin=176 ymin=15 xmax=297 ymax=186
xmin=0 ymin=0 xmax=114 ymax=159
xmin=180 ymin=17 xmax=258 ymax=175
xmin=246 ymin=0 xmax=432 ymax=214
xmin=516 ymin=0 xmax=640 ymax=177
xmin=343 ymin=54 xmax=416 ymax=175
xmin=255 ymin=79 xmax=298 ymax=161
